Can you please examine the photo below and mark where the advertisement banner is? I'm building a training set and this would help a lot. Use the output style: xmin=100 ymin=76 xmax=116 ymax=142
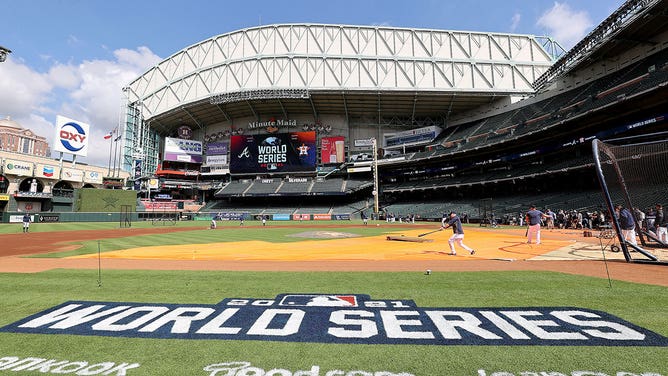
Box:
xmin=206 ymin=155 xmax=228 ymax=166
xmin=61 ymin=167 xmax=84 ymax=182
xmin=313 ymin=214 xmax=331 ymax=220
xmin=354 ymin=139 xmax=375 ymax=147
xmin=54 ymin=115 xmax=90 ymax=157
xmin=321 ymin=136 xmax=345 ymax=164
xmin=206 ymin=142 xmax=228 ymax=156
xmin=384 ymin=125 xmax=442 ymax=147
xmin=38 ymin=214 xmax=60 ymax=223
xmin=272 ymin=214 xmax=291 ymax=221
xmin=10 ymin=215 xmax=34 ymax=223
xmin=84 ymin=170 xmax=103 ymax=184
xmin=3 ymin=159 xmax=33 ymax=176
xmin=164 ymin=137 xmax=203 ymax=163
xmin=293 ymin=214 xmax=311 ymax=221
xmin=230 ymin=132 xmax=316 ymax=174
xmin=147 ymin=178 xmax=159 ymax=189
xmin=208 ymin=212 xmax=246 ymax=221
xmin=0 ymin=194 xmax=10 ymax=201
xmin=35 ymin=164 xmax=60 ymax=179
xmin=144 ymin=202 xmax=178 ymax=210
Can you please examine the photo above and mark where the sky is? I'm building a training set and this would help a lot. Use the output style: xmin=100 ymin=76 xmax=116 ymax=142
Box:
xmin=0 ymin=0 xmax=625 ymax=167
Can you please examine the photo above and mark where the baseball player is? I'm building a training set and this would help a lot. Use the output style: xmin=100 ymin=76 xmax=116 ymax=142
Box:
xmin=441 ymin=212 xmax=475 ymax=256
xmin=525 ymin=205 xmax=548 ymax=244
xmin=22 ymin=212 xmax=31 ymax=233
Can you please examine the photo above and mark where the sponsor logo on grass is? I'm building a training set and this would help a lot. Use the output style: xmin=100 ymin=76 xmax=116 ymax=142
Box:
xmin=0 ymin=356 xmax=139 ymax=375
xmin=477 ymin=370 xmax=663 ymax=376
xmin=203 ymin=361 xmax=413 ymax=376
xmin=1 ymin=294 xmax=666 ymax=346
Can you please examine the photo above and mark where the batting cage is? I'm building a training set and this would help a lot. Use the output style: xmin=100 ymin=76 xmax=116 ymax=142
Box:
xmin=592 ymin=136 xmax=668 ymax=264
xmin=120 ymin=205 xmax=132 ymax=228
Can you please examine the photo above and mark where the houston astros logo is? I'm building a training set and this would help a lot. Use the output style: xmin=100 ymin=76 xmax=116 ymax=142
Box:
xmin=297 ymin=143 xmax=309 ymax=156
xmin=59 ymin=122 xmax=87 ymax=152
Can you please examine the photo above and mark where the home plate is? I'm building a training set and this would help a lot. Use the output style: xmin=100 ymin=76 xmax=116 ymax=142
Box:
xmin=386 ymin=235 xmax=433 ymax=243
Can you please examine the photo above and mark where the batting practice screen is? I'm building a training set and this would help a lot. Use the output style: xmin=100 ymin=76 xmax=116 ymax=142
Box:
xmin=229 ymin=132 xmax=316 ymax=174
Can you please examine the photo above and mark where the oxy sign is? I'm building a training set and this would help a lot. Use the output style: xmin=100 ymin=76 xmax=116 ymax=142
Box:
xmin=54 ymin=115 xmax=90 ymax=157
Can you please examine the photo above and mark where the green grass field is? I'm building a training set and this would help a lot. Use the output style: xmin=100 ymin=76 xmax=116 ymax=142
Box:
xmin=0 ymin=221 xmax=666 ymax=375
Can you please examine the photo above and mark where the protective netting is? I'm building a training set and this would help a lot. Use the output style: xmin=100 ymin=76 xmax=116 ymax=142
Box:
xmin=593 ymin=138 xmax=668 ymax=262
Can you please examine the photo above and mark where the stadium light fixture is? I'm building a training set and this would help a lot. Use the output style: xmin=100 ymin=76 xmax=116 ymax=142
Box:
xmin=0 ymin=46 xmax=11 ymax=63
xmin=209 ymin=89 xmax=310 ymax=105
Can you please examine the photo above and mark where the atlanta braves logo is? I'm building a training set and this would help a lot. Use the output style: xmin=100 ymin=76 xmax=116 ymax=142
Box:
xmin=238 ymin=147 xmax=251 ymax=159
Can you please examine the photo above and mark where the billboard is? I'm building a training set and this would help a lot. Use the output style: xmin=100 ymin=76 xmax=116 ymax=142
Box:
xmin=3 ymin=159 xmax=33 ymax=176
xmin=54 ymin=115 xmax=90 ymax=157
xmin=321 ymin=136 xmax=345 ymax=164
xmin=163 ymin=137 xmax=203 ymax=163
xmin=206 ymin=142 xmax=228 ymax=156
xmin=61 ymin=167 xmax=84 ymax=182
xmin=84 ymin=170 xmax=103 ymax=184
xmin=35 ymin=164 xmax=60 ymax=179
xmin=230 ymin=132 xmax=316 ymax=174
xmin=384 ymin=126 xmax=442 ymax=148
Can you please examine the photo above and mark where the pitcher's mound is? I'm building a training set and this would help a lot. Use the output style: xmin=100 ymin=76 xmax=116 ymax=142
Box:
xmin=288 ymin=231 xmax=360 ymax=239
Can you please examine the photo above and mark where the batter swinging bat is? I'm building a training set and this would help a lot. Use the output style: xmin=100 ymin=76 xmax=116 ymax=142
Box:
xmin=418 ymin=228 xmax=442 ymax=237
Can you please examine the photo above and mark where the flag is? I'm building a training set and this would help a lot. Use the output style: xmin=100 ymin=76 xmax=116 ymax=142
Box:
xmin=104 ymin=131 xmax=113 ymax=140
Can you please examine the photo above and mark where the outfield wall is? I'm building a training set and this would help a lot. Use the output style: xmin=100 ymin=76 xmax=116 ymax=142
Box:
xmin=1 ymin=211 xmax=355 ymax=223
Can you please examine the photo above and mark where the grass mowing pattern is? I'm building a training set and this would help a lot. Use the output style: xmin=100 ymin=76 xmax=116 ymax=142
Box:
xmin=0 ymin=269 xmax=666 ymax=375
xmin=25 ymin=224 xmax=398 ymax=258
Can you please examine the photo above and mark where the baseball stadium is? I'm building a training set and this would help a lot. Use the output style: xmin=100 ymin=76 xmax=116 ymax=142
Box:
xmin=1 ymin=0 xmax=668 ymax=375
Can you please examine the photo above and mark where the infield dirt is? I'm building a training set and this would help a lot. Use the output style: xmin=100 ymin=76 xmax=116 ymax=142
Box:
xmin=1 ymin=224 xmax=666 ymax=286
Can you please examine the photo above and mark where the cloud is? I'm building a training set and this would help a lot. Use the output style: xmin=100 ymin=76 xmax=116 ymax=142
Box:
xmin=536 ymin=2 xmax=593 ymax=49
xmin=0 ymin=46 xmax=161 ymax=166
xmin=510 ymin=13 xmax=521 ymax=32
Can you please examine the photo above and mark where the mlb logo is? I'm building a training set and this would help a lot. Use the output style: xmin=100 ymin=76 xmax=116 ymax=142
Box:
xmin=278 ymin=294 xmax=358 ymax=307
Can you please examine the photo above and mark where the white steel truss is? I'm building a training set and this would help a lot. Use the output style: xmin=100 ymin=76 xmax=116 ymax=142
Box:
xmin=126 ymin=24 xmax=555 ymax=120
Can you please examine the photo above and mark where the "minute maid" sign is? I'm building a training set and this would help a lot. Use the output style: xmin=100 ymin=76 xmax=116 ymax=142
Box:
xmin=2 ymin=294 xmax=666 ymax=347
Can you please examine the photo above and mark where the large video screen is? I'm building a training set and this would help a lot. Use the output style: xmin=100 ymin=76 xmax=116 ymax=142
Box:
xmin=163 ymin=137 xmax=203 ymax=163
xmin=230 ymin=132 xmax=316 ymax=174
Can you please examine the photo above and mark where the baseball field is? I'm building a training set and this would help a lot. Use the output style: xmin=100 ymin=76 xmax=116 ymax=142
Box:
xmin=0 ymin=220 xmax=666 ymax=376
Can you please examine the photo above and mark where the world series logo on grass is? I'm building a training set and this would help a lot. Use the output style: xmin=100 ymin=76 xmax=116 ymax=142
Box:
xmin=1 ymin=294 xmax=666 ymax=346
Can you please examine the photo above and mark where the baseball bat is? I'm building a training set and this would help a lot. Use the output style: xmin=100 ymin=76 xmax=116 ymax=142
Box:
xmin=418 ymin=228 xmax=442 ymax=237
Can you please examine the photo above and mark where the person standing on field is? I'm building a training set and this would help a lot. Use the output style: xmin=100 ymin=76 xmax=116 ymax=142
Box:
xmin=525 ymin=205 xmax=548 ymax=244
xmin=440 ymin=212 xmax=475 ymax=256
xmin=615 ymin=204 xmax=638 ymax=246
xmin=655 ymin=204 xmax=667 ymax=243
xmin=22 ymin=212 xmax=31 ymax=233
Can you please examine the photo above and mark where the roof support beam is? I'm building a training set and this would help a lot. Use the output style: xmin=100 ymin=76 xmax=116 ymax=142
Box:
xmin=277 ymin=98 xmax=289 ymax=119
xmin=246 ymin=100 xmax=259 ymax=120
xmin=215 ymin=104 xmax=232 ymax=122
xmin=309 ymin=96 xmax=318 ymax=119
xmin=181 ymin=107 xmax=204 ymax=129
xmin=342 ymin=92 xmax=350 ymax=125
xmin=377 ymin=92 xmax=382 ymax=126
xmin=411 ymin=93 xmax=418 ymax=125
